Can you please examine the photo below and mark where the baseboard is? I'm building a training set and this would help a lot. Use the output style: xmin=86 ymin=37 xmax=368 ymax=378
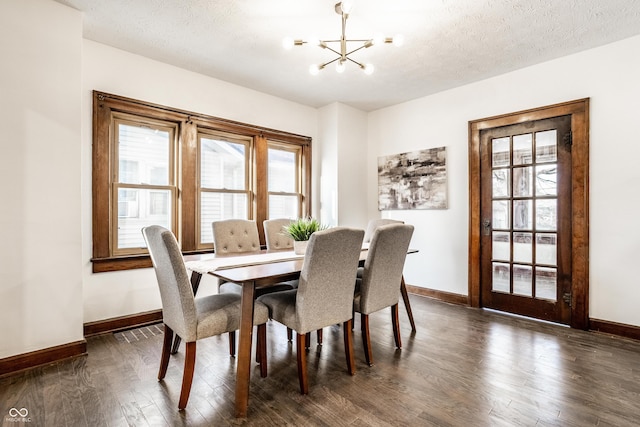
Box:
xmin=589 ymin=318 xmax=640 ymax=341
xmin=405 ymin=286 xmax=640 ymax=342
xmin=83 ymin=309 xmax=163 ymax=337
xmin=0 ymin=340 xmax=87 ymax=378
xmin=406 ymin=284 xmax=468 ymax=305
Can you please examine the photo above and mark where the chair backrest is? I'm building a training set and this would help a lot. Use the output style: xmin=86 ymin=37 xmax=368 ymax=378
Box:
xmin=295 ymin=227 xmax=364 ymax=333
xmin=212 ymin=219 xmax=261 ymax=254
xmin=363 ymin=218 xmax=404 ymax=243
xmin=142 ymin=225 xmax=197 ymax=341
xmin=263 ymin=218 xmax=294 ymax=251
xmin=359 ymin=223 xmax=414 ymax=314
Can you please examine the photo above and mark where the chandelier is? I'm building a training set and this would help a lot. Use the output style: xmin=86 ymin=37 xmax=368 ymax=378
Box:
xmin=282 ymin=1 xmax=403 ymax=75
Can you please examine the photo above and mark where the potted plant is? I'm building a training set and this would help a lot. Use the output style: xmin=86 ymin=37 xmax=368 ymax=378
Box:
xmin=282 ymin=217 xmax=327 ymax=255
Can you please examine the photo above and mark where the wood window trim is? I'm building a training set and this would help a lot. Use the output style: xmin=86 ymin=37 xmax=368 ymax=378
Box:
xmin=92 ymin=91 xmax=312 ymax=273
xmin=468 ymin=98 xmax=589 ymax=330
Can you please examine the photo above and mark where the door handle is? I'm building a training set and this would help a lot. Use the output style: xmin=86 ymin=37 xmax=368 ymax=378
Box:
xmin=482 ymin=219 xmax=491 ymax=236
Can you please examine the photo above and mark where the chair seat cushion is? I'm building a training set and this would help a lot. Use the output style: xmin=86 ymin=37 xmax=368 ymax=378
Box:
xmin=220 ymin=281 xmax=297 ymax=296
xmin=194 ymin=293 xmax=269 ymax=340
xmin=257 ymin=289 xmax=299 ymax=331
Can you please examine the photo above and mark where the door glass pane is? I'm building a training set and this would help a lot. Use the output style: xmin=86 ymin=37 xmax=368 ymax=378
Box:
xmin=536 ymin=233 xmax=557 ymax=266
xmin=492 ymin=200 xmax=510 ymax=229
xmin=492 ymin=137 xmax=510 ymax=167
xmin=513 ymin=265 xmax=532 ymax=297
xmin=118 ymin=188 xmax=171 ymax=249
xmin=200 ymin=138 xmax=246 ymax=190
xmin=536 ymin=199 xmax=557 ymax=231
xmin=200 ymin=192 xmax=248 ymax=244
xmin=536 ymin=164 xmax=557 ymax=196
xmin=118 ymin=124 xmax=170 ymax=185
xmin=535 ymin=130 xmax=557 ymax=163
xmin=513 ymin=232 xmax=532 ymax=263
xmin=536 ymin=267 xmax=557 ymax=301
xmin=513 ymin=134 xmax=532 ymax=165
xmin=268 ymin=148 xmax=297 ymax=193
xmin=492 ymin=169 xmax=510 ymax=197
xmin=513 ymin=166 xmax=533 ymax=197
xmin=492 ymin=262 xmax=510 ymax=293
xmin=492 ymin=231 xmax=510 ymax=261
xmin=268 ymin=194 xmax=299 ymax=219
xmin=513 ymin=199 xmax=533 ymax=230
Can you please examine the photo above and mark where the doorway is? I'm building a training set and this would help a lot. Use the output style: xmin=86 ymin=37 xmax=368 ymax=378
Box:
xmin=468 ymin=99 xmax=589 ymax=329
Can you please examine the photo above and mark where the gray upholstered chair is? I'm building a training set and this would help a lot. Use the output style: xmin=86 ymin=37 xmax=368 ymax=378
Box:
xmin=363 ymin=218 xmax=404 ymax=243
xmin=213 ymin=219 xmax=294 ymax=296
xmin=257 ymin=227 xmax=364 ymax=394
xmin=263 ymin=218 xmax=294 ymax=252
xmin=142 ymin=225 xmax=270 ymax=410
xmin=354 ymin=223 xmax=414 ymax=366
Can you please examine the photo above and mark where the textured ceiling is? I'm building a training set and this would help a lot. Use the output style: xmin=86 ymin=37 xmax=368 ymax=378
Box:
xmin=55 ymin=0 xmax=640 ymax=111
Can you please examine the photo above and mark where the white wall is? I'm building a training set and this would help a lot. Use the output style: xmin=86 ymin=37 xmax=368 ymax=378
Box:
xmin=0 ymin=0 xmax=83 ymax=358
xmin=369 ymin=35 xmax=640 ymax=327
xmin=318 ymin=103 xmax=369 ymax=228
xmin=81 ymin=41 xmax=319 ymax=323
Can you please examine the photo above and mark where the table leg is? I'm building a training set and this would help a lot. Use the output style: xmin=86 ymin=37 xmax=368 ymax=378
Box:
xmin=400 ymin=276 xmax=416 ymax=332
xmin=171 ymin=272 xmax=203 ymax=354
xmin=235 ymin=280 xmax=256 ymax=418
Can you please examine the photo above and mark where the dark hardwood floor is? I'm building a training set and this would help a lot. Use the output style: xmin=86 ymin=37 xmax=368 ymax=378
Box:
xmin=2 ymin=296 xmax=640 ymax=426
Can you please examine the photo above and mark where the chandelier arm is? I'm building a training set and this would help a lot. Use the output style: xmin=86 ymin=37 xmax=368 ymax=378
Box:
xmin=319 ymin=57 xmax=341 ymax=68
xmin=345 ymin=45 xmax=368 ymax=56
xmin=345 ymin=56 xmax=365 ymax=68
xmin=323 ymin=46 xmax=342 ymax=56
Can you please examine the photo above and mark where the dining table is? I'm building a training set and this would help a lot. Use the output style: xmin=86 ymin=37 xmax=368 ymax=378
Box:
xmin=182 ymin=247 xmax=417 ymax=418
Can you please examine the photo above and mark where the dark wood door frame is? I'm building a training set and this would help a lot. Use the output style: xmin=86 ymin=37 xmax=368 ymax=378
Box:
xmin=469 ymin=99 xmax=590 ymax=330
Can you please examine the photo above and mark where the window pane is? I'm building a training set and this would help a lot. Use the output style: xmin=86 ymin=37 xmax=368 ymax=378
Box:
xmin=513 ymin=134 xmax=532 ymax=165
xmin=492 ymin=262 xmax=510 ymax=293
xmin=513 ymin=199 xmax=533 ymax=230
xmin=513 ymin=265 xmax=533 ymax=297
xmin=492 ymin=169 xmax=510 ymax=198
xmin=200 ymin=192 xmax=248 ymax=243
xmin=536 ymin=267 xmax=557 ymax=301
xmin=492 ymin=200 xmax=510 ymax=230
xmin=513 ymin=232 xmax=532 ymax=263
xmin=536 ymin=233 xmax=557 ymax=266
xmin=536 ymin=199 xmax=557 ymax=231
xmin=492 ymin=231 xmax=510 ymax=261
xmin=201 ymin=138 xmax=246 ymax=190
xmin=268 ymin=148 xmax=297 ymax=192
xmin=513 ymin=166 xmax=533 ymax=197
xmin=118 ymin=124 xmax=170 ymax=185
xmin=492 ymin=137 xmax=510 ymax=167
xmin=269 ymin=194 xmax=299 ymax=220
xmin=535 ymin=130 xmax=557 ymax=163
xmin=118 ymin=188 xmax=171 ymax=249
xmin=536 ymin=164 xmax=557 ymax=196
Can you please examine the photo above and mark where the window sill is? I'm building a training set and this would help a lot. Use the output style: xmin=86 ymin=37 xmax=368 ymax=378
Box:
xmin=92 ymin=250 xmax=214 ymax=273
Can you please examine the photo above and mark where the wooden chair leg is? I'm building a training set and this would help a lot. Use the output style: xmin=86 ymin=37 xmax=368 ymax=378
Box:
xmin=159 ymin=324 xmax=173 ymax=380
xmin=316 ymin=328 xmax=323 ymax=345
xmin=343 ymin=319 xmax=356 ymax=375
xmin=178 ymin=341 xmax=196 ymax=410
xmin=229 ymin=331 xmax=236 ymax=357
xmin=361 ymin=313 xmax=373 ymax=366
xmin=296 ymin=333 xmax=309 ymax=394
xmin=391 ymin=303 xmax=402 ymax=349
xmin=170 ymin=336 xmax=182 ymax=354
xmin=257 ymin=324 xmax=268 ymax=378
xmin=305 ymin=332 xmax=311 ymax=350
xmin=287 ymin=327 xmax=293 ymax=342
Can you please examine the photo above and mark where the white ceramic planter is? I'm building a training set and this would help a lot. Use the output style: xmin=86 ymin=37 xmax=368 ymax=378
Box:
xmin=293 ymin=240 xmax=308 ymax=255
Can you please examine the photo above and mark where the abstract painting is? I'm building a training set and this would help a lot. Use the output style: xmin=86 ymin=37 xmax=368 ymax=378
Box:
xmin=378 ymin=147 xmax=447 ymax=210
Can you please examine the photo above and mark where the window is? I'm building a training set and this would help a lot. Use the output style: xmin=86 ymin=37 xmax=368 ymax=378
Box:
xmin=267 ymin=143 xmax=301 ymax=219
xmin=92 ymin=91 xmax=311 ymax=272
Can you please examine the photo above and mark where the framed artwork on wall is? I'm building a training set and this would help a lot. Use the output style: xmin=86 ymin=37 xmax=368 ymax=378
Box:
xmin=378 ymin=146 xmax=447 ymax=210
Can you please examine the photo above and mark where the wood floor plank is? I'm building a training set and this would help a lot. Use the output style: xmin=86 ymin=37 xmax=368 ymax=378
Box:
xmin=3 ymin=296 xmax=640 ymax=426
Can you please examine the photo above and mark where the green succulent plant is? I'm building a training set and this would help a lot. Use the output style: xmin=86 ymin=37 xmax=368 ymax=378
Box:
xmin=282 ymin=217 xmax=327 ymax=241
